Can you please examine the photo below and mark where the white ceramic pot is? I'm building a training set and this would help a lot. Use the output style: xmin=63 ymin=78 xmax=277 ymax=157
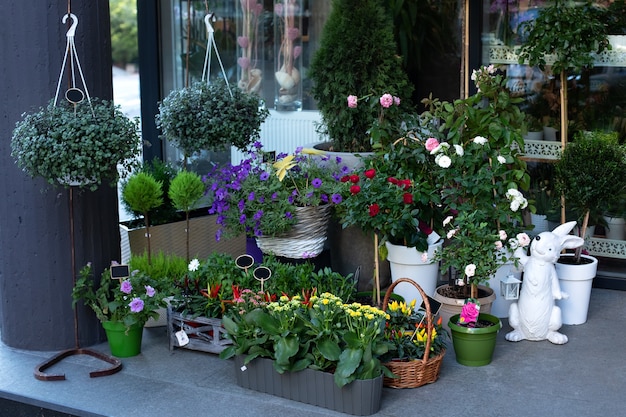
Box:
xmin=523 ymin=131 xmax=544 ymax=141
xmin=385 ymin=239 xmax=443 ymax=301
xmin=555 ymin=254 xmax=598 ymax=325
xmin=603 ymin=215 xmax=626 ymax=240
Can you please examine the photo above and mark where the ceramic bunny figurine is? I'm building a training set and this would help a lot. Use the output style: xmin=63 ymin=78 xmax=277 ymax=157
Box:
xmin=506 ymin=221 xmax=584 ymax=345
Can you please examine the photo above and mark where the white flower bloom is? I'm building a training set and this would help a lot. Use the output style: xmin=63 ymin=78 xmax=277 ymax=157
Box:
xmin=473 ymin=136 xmax=488 ymax=145
xmin=508 ymin=238 xmax=519 ymax=250
xmin=499 ymin=230 xmax=507 ymax=240
xmin=465 ymin=264 xmax=476 ymax=278
xmin=510 ymin=199 xmax=521 ymax=212
xmin=454 ymin=144 xmax=464 ymax=156
xmin=516 ymin=233 xmax=531 ymax=247
xmin=447 ymin=229 xmax=457 ymax=239
xmin=436 ymin=154 xmax=451 ymax=168
xmin=497 ymin=155 xmax=506 ymax=164
xmin=188 ymin=258 xmax=200 ymax=272
xmin=487 ymin=64 xmax=497 ymax=74
xmin=495 ymin=240 xmax=503 ymax=250
xmin=443 ymin=215 xmax=454 ymax=227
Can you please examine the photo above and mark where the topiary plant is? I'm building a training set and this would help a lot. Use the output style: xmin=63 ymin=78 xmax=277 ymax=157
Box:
xmin=308 ymin=0 xmax=414 ymax=153
xmin=11 ymin=98 xmax=140 ymax=191
xmin=155 ymin=79 xmax=269 ymax=161
xmin=554 ymin=131 xmax=626 ymax=262
xmin=122 ymin=171 xmax=164 ymax=264
xmin=168 ymin=170 xmax=205 ymax=262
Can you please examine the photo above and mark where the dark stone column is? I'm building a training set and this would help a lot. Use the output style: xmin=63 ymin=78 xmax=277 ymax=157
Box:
xmin=0 ymin=1 xmax=119 ymax=350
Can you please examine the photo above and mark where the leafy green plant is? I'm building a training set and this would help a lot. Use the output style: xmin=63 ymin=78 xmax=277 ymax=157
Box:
xmin=122 ymin=171 xmax=164 ymax=264
xmin=72 ymin=263 xmax=165 ymax=330
xmin=169 ymin=170 xmax=205 ymax=262
xmin=220 ymin=292 xmax=392 ymax=387
xmin=128 ymin=252 xmax=187 ymax=294
xmin=308 ymin=0 xmax=413 ymax=153
xmin=517 ymin=0 xmax=610 ymax=142
xmin=155 ymin=80 xmax=269 ymax=160
xmin=11 ymin=99 xmax=140 ymax=191
xmin=554 ymin=130 xmax=626 ymax=262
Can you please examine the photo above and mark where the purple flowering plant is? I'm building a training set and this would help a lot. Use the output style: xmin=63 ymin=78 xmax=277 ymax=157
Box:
xmin=206 ymin=142 xmax=351 ymax=239
xmin=72 ymin=262 xmax=165 ymax=330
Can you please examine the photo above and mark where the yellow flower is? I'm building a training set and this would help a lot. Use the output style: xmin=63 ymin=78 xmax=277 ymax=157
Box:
xmin=301 ymin=148 xmax=326 ymax=156
xmin=273 ymin=155 xmax=296 ymax=181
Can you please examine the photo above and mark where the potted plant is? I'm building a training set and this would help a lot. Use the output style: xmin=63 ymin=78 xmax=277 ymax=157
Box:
xmin=155 ymin=80 xmax=269 ymax=165
xmin=553 ymin=130 xmax=626 ymax=324
xmin=308 ymin=0 xmax=413 ymax=154
xmin=72 ymin=263 xmax=165 ymax=357
xmin=517 ymin=0 xmax=611 ymax=144
xmin=11 ymin=99 xmax=140 ymax=191
xmin=421 ymin=65 xmax=531 ymax=329
xmin=339 ymin=134 xmax=446 ymax=301
xmin=205 ymin=144 xmax=349 ymax=259
xmin=168 ymin=170 xmax=205 ymax=262
xmin=220 ymin=291 xmax=388 ymax=414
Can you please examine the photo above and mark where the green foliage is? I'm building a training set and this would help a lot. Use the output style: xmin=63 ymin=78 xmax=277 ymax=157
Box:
xmin=11 ymin=99 xmax=140 ymax=191
xmin=155 ymin=80 xmax=269 ymax=157
xmin=517 ymin=0 xmax=610 ymax=75
xmin=122 ymin=172 xmax=163 ymax=216
xmin=555 ymin=131 xmax=626 ymax=231
xmin=72 ymin=263 xmax=165 ymax=329
xmin=308 ymin=0 xmax=413 ymax=152
xmin=110 ymin=0 xmax=138 ymax=67
xmin=128 ymin=252 xmax=187 ymax=294
xmin=220 ymin=292 xmax=390 ymax=387
xmin=168 ymin=171 xmax=204 ymax=213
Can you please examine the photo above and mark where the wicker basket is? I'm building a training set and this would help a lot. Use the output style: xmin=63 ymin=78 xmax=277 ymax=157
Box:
xmin=255 ymin=205 xmax=332 ymax=259
xmin=382 ymin=278 xmax=445 ymax=389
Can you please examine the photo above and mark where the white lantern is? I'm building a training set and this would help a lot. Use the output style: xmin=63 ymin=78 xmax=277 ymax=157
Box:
xmin=500 ymin=275 xmax=522 ymax=300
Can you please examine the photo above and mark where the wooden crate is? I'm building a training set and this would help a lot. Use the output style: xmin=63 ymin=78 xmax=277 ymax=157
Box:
xmin=167 ymin=306 xmax=231 ymax=354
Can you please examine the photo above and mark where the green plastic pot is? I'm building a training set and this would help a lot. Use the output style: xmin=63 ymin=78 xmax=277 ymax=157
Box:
xmin=448 ymin=313 xmax=501 ymax=367
xmin=102 ymin=321 xmax=144 ymax=358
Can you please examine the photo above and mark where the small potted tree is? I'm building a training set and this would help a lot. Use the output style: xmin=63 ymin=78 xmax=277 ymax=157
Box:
xmin=517 ymin=0 xmax=611 ymax=144
xmin=11 ymin=99 xmax=140 ymax=191
xmin=553 ymin=130 xmax=626 ymax=324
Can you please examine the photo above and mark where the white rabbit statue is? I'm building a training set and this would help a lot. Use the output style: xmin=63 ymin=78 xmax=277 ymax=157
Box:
xmin=506 ymin=221 xmax=584 ymax=345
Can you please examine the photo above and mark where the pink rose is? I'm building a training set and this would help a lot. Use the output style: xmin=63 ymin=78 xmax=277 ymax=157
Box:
xmin=495 ymin=240 xmax=503 ymax=250
xmin=425 ymin=137 xmax=440 ymax=152
xmin=379 ymin=93 xmax=393 ymax=108
xmin=460 ymin=302 xmax=479 ymax=324
xmin=516 ymin=232 xmax=531 ymax=247
xmin=347 ymin=95 xmax=358 ymax=108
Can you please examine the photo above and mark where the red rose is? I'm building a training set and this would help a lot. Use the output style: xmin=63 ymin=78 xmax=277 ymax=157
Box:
xmin=369 ymin=203 xmax=380 ymax=216
xmin=387 ymin=177 xmax=398 ymax=185
xmin=365 ymin=169 xmax=376 ymax=179
xmin=340 ymin=175 xmax=350 ymax=183
xmin=350 ymin=185 xmax=361 ymax=194
xmin=400 ymin=179 xmax=411 ymax=190
xmin=350 ymin=175 xmax=360 ymax=183
xmin=419 ymin=220 xmax=433 ymax=236
xmin=403 ymin=193 xmax=413 ymax=204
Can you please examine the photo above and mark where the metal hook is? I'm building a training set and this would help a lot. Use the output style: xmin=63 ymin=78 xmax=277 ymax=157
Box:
xmin=62 ymin=13 xmax=78 ymax=39
xmin=204 ymin=13 xmax=215 ymax=34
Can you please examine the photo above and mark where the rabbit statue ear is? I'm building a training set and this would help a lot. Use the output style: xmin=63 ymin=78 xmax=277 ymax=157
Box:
xmin=552 ymin=221 xmax=577 ymax=237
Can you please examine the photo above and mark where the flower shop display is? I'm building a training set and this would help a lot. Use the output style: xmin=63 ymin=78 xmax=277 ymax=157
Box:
xmin=448 ymin=300 xmax=502 ymax=367
xmin=155 ymin=80 xmax=269 ymax=164
xmin=421 ymin=64 xmax=530 ymax=326
xmin=221 ymin=291 xmax=389 ymax=413
xmin=11 ymin=98 xmax=140 ymax=191
xmin=72 ymin=263 xmax=165 ymax=357
xmin=380 ymin=278 xmax=447 ymax=389
xmin=237 ymin=0 xmax=264 ymax=95
xmin=308 ymin=0 xmax=413 ymax=153
xmin=274 ymin=0 xmax=303 ymax=110
xmin=507 ymin=222 xmax=584 ymax=343
xmin=206 ymin=144 xmax=350 ymax=259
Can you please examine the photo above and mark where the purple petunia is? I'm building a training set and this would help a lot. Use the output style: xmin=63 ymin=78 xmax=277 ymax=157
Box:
xmin=320 ymin=194 xmax=329 ymax=203
xmin=129 ymin=298 xmax=144 ymax=313
xmin=260 ymin=172 xmax=270 ymax=181
xmin=120 ymin=280 xmax=132 ymax=294
xmin=247 ymin=191 xmax=255 ymax=201
xmin=271 ymin=192 xmax=278 ymax=200
xmin=239 ymin=214 xmax=247 ymax=224
xmin=253 ymin=210 xmax=264 ymax=221
xmin=312 ymin=178 xmax=322 ymax=188
xmin=331 ymin=193 xmax=343 ymax=204
xmin=285 ymin=212 xmax=293 ymax=220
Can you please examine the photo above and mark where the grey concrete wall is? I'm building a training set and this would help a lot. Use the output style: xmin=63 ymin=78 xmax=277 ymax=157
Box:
xmin=0 ymin=1 xmax=121 ymax=350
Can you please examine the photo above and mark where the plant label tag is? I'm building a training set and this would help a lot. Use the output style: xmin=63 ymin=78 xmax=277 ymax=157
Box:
xmin=240 ymin=365 xmax=247 ymax=372
xmin=175 ymin=330 xmax=189 ymax=346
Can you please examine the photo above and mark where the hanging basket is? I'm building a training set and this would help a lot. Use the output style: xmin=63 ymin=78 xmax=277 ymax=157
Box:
xmin=382 ymin=278 xmax=445 ymax=389
xmin=255 ymin=205 xmax=332 ymax=259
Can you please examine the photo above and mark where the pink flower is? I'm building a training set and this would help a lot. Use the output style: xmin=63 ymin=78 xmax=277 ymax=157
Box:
xmin=460 ymin=302 xmax=479 ymax=324
xmin=120 ymin=280 xmax=132 ymax=294
xmin=347 ymin=95 xmax=358 ymax=108
xmin=287 ymin=27 xmax=300 ymax=41
xmin=425 ymin=138 xmax=440 ymax=152
xmin=379 ymin=93 xmax=394 ymax=108
xmin=421 ymin=253 xmax=429 ymax=263
xmin=393 ymin=96 xmax=400 ymax=106
xmin=145 ymin=285 xmax=155 ymax=297
xmin=495 ymin=240 xmax=503 ymax=250
xmin=516 ymin=232 xmax=531 ymax=247
xmin=129 ymin=298 xmax=144 ymax=313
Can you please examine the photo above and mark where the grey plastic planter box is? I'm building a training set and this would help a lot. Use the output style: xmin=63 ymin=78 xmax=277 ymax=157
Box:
xmin=234 ymin=356 xmax=383 ymax=415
